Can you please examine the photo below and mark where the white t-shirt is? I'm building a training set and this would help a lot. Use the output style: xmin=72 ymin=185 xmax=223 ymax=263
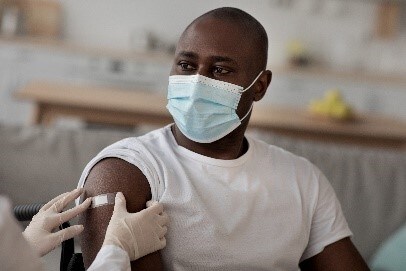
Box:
xmin=77 ymin=124 xmax=352 ymax=271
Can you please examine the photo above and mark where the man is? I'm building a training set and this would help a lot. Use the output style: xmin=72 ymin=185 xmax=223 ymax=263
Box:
xmin=79 ymin=7 xmax=370 ymax=270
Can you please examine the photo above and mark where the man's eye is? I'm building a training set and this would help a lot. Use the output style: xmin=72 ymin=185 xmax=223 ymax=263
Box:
xmin=179 ymin=63 xmax=194 ymax=71
xmin=213 ymin=67 xmax=230 ymax=74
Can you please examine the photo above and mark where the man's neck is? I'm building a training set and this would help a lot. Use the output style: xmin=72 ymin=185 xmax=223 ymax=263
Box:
xmin=171 ymin=124 xmax=249 ymax=160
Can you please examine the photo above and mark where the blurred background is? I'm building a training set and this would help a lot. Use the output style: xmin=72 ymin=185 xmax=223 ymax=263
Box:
xmin=0 ymin=0 xmax=405 ymax=125
xmin=0 ymin=1 xmax=405 ymax=270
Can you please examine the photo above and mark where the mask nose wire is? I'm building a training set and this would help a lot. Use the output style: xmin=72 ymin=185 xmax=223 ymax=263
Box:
xmin=240 ymin=71 xmax=263 ymax=93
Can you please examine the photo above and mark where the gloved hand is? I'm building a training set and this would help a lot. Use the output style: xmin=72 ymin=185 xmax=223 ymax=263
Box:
xmin=102 ymin=192 xmax=169 ymax=261
xmin=23 ymin=188 xmax=92 ymax=257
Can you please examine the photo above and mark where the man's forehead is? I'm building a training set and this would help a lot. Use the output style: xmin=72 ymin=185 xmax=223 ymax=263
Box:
xmin=177 ymin=17 xmax=252 ymax=62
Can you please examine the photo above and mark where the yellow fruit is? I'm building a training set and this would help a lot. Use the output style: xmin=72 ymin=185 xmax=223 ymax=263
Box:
xmin=287 ymin=40 xmax=306 ymax=57
xmin=330 ymin=103 xmax=351 ymax=119
xmin=309 ymin=100 xmax=326 ymax=114
xmin=325 ymin=89 xmax=342 ymax=103
xmin=308 ymin=89 xmax=353 ymax=120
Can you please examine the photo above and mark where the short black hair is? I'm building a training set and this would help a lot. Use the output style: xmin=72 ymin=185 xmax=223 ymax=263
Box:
xmin=188 ymin=7 xmax=268 ymax=70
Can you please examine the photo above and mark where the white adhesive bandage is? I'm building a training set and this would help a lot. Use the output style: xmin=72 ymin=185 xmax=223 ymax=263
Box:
xmin=90 ymin=193 xmax=116 ymax=209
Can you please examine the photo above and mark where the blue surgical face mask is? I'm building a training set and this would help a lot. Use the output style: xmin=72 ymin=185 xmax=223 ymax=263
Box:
xmin=166 ymin=71 xmax=263 ymax=143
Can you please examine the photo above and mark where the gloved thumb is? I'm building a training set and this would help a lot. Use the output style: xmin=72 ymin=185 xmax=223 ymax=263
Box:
xmin=113 ymin=192 xmax=127 ymax=214
xmin=146 ymin=200 xmax=158 ymax=208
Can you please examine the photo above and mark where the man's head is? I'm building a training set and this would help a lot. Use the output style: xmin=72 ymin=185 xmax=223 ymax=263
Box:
xmin=171 ymin=7 xmax=271 ymax=113
xmin=168 ymin=7 xmax=272 ymax=147
xmin=185 ymin=7 xmax=269 ymax=72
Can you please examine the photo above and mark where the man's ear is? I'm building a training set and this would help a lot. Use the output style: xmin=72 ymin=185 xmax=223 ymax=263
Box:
xmin=254 ymin=70 xmax=272 ymax=102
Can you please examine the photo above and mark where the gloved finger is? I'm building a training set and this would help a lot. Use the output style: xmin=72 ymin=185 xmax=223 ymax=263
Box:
xmin=157 ymin=211 xmax=169 ymax=226
xmin=158 ymin=237 xmax=167 ymax=250
xmin=41 ymin=191 xmax=71 ymax=211
xmin=158 ymin=225 xmax=168 ymax=239
xmin=53 ymin=224 xmax=84 ymax=245
xmin=148 ymin=202 xmax=164 ymax=215
xmin=52 ymin=188 xmax=86 ymax=213
xmin=146 ymin=200 xmax=157 ymax=208
xmin=113 ymin=192 xmax=127 ymax=215
xmin=58 ymin=198 xmax=92 ymax=225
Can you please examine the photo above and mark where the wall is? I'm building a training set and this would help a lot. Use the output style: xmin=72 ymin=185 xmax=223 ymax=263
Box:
xmin=58 ymin=0 xmax=383 ymax=68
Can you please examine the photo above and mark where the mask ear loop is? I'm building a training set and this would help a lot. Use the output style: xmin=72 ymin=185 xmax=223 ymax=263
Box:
xmin=239 ymin=71 xmax=264 ymax=93
xmin=240 ymin=104 xmax=254 ymax=122
xmin=238 ymin=71 xmax=262 ymax=121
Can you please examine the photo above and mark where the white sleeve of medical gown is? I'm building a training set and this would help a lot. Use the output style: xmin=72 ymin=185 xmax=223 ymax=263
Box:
xmin=0 ymin=196 xmax=44 ymax=271
xmin=87 ymin=245 xmax=131 ymax=271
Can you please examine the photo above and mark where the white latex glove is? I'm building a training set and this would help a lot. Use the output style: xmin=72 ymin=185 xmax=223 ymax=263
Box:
xmin=23 ymin=188 xmax=92 ymax=257
xmin=102 ymin=192 xmax=169 ymax=261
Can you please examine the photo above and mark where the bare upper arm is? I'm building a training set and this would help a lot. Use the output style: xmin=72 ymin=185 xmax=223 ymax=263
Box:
xmin=79 ymin=158 xmax=164 ymax=270
xmin=299 ymin=237 xmax=370 ymax=271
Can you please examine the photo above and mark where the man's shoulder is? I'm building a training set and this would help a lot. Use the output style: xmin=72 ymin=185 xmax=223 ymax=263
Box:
xmin=249 ymin=136 xmax=322 ymax=189
xmin=137 ymin=125 xmax=172 ymax=143
xmin=77 ymin=126 xmax=170 ymax=204
xmin=249 ymin=135 xmax=313 ymax=167
xmin=103 ymin=125 xmax=171 ymax=151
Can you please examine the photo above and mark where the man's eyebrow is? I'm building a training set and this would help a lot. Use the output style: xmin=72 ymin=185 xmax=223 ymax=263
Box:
xmin=177 ymin=51 xmax=198 ymax=59
xmin=211 ymin=56 xmax=238 ymax=66
xmin=177 ymin=51 xmax=238 ymax=66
